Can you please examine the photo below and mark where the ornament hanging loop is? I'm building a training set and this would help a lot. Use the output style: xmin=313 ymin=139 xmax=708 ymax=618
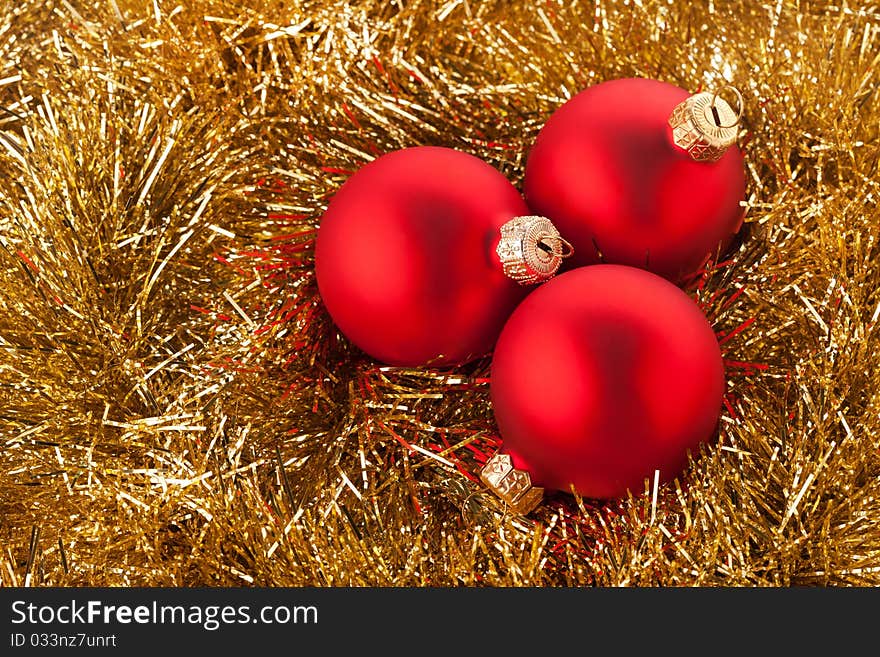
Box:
xmin=709 ymin=85 xmax=744 ymax=129
xmin=536 ymin=233 xmax=574 ymax=259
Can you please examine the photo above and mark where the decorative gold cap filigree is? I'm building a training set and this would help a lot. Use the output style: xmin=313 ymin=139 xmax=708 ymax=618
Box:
xmin=669 ymin=86 xmax=743 ymax=162
xmin=496 ymin=216 xmax=573 ymax=286
xmin=479 ymin=453 xmax=544 ymax=514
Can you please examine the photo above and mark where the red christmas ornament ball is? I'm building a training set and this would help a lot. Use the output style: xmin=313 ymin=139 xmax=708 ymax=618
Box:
xmin=316 ymin=146 xmax=531 ymax=367
xmin=524 ymin=77 xmax=746 ymax=282
xmin=491 ymin=265 xmax=725 ymax=499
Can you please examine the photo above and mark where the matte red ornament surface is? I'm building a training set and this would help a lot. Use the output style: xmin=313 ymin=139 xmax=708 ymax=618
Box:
xmin=491 ymin=265 xmax=725 ymax=499
xmin=316 ymin=146 xmax=531 ymax=366
xmin=524 ymin=78 xmax=745 ymax=282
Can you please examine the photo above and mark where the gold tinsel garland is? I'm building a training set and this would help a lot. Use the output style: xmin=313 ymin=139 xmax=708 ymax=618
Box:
xmin=0 ymin=0 xmax=878 ymax=586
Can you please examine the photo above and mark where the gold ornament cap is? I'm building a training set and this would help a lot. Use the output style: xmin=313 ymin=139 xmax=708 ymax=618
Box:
xmin=669 ymin=86 xmax=744 ymax=162
xmin=496 ymin=216 xmax=573 ymax=286
xmin=479 ymin=453 xmax=544 ymax=514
